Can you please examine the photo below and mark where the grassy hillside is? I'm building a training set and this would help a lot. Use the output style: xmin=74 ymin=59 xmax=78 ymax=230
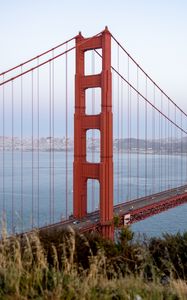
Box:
xmin=0 ymin=226 xmax=186 ymax=299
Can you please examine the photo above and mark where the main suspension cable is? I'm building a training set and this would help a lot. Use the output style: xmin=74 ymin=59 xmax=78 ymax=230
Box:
xmin=0 ymin=36 xmax=76 ymax=77
xmin=111 ymin=34 xmax=187 ymax=119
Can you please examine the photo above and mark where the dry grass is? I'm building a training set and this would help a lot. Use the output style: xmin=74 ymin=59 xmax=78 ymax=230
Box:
xmin=0 ymin=226 xmax=186 ymax=299
xmin=172 ymin=280 xmax=187 ymax=300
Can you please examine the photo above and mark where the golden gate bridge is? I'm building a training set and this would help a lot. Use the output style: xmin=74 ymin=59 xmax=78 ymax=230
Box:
xmin=0 ymin=27 xmax=187 ymax=239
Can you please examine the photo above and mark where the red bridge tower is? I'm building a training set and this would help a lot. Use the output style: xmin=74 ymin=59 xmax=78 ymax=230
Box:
xmin=73 ymin=27 xmax=113 ymax=239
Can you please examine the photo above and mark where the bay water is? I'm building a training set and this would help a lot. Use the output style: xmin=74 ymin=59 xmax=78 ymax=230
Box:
xmin=0 ymin=151 xmax=187 ymax=236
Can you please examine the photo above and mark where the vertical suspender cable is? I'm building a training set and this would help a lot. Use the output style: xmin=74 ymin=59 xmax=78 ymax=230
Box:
xmin=186 ymin=117 xmax=187 ymax=184
xmin=174 ymin=106 xmax=177 ymax=187
xmin=137 ymin=67 xmax=139 ymax=198
xmin=165 ymin=103 xmax=167 ymax=190
xmin=20 ymin=67 xmax=23 ymax=231
xmin=37 ymin=58 xmax=40 ymax=227
xmin=112 ymin=70 xmax=115 ymax=201
xmin=184 ymin=118 xmax=187 ymax=184
xmin=168 ymin=100 xmax=170 ymax=189
xmin=160 ymin=93 xmax=163 ymax=191
xmin=121 ymin=78 xmax=123 ymax=201
xmin=11 ymin=80 xmax=14 ymax=233
xmin=152 ymin=84 xmax=155 ymax=194
xmin=145 ymin=76 xmax=148 ymax=197
xmin=159 ymin=94 xmax=161 ymax=191
xmin=49 ymin=62 xmax=52 ymax=224
xmin=119 ymin=76 xmax=122 ymax=201
xmin=181 ymin=113 xmax=183 ymax=186
xmin=65 ymin=43 xmax=68 ymax=219
xmin=127 ymin=57 xmax=130 ymax=200
xmin=117 ymin=44 xmax=120 ymax=202
xmin=172 ymin=117 xmax=174 ymax=187
xmin=170 ymin=112 xmax=173 ymax=188
xmin=2 ymin=75 xmax=5 ymax=216
xmin=31 ymin=70 xmax=34 ymax=228
xmin=129 ymin=86 xmax=132 ymax=200
xmin=52 ymin=51 xmax=55 ymax=223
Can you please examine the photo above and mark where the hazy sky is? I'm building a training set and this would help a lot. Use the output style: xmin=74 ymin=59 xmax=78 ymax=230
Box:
xmin=1 ymin=0 xmax=187 ymax=111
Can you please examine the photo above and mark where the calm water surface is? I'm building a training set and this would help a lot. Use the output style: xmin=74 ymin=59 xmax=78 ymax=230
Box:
xmin=0 ymin=151 xmax=187 ymax=235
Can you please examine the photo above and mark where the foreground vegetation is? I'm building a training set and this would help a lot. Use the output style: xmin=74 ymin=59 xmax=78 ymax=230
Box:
xmin=0 ymin=226 xmax=187 ymax=299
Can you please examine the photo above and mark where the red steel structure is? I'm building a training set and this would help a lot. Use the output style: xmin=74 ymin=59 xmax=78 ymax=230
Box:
xmin=1 ymin=27 xmax=187 ymax=239
xmin=73 ymin=27 xmax=113 ymax=239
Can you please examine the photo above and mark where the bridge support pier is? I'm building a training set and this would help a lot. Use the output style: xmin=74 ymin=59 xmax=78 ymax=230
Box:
xmin=73 ymin=27 xmax=114 ymax=239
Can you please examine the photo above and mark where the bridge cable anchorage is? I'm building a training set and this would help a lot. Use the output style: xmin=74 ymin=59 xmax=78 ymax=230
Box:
xmin=110 ymin=34 xmax=187 ymax=119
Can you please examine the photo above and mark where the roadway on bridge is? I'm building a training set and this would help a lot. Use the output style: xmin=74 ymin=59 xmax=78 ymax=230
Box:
xmin=40 ymin=185 xmax=187 ymax=234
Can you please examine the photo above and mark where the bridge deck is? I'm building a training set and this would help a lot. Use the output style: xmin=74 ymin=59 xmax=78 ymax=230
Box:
xmin=40 ymin=185 xmax=187 ymax=234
